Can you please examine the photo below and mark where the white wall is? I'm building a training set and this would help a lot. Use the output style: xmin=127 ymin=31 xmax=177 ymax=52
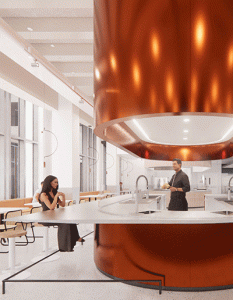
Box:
xmin=120 ymin=158 xmax=154 ymax=192
xmin=106 ymin=143 xmax=118 ymax=187
xmin=191 ymin=160 xmax=222 ymax=194
xmin=46 ymin=95 xmax=80 ymax=199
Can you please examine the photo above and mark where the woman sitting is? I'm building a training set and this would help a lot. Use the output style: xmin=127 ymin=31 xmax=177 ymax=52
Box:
xmin=39 ymin=175 xmax=84 ymax=252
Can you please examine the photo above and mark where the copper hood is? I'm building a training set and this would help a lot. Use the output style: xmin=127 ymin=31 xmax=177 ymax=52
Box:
xmin=94 ymin=0 xmax=233 ymax=161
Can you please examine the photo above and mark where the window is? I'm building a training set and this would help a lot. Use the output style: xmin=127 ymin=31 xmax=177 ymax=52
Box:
xmin=0 ymin=88 xmax=39 ymax=199
xmin=11 ymin=141 xmax=20 ymax=198
xmin=26 ymin=101 xmax=33 ymax=140
xmin=25 ymin=143 xmax=33 ymax=197
xmin=11 ymin=96 xmax=19 ymax=137
xmin=79 ymin=124 xmax=97 ymax=192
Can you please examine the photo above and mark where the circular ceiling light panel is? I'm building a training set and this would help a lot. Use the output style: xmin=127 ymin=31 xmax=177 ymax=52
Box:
xmin=125 ymin=116 xmax=233 ymax=146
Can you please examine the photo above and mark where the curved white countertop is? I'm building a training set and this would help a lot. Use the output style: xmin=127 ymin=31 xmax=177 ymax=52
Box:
xmin=4 ymin=194 xmax=233 ymax=225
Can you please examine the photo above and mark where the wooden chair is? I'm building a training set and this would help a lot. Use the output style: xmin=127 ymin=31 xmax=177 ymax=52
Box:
xmin=0 ymin=210 xmax=28 ymax=247
xmin=25 ymin=206 xmax=43 ymax=243
xmin=0 ymin=229 xmax=27 ymax=270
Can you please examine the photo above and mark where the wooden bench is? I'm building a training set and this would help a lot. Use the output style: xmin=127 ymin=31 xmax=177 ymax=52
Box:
xmin=0 ymin=197 xmax=33 ymax=208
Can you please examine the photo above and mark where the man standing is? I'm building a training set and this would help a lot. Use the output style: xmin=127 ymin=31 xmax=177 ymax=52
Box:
xmin=168 ymin=158 xmax=190 ymax=211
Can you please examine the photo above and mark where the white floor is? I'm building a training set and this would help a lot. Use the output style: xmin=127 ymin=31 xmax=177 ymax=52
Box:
xmin=0 ymin=223 xmax=232 ymax=300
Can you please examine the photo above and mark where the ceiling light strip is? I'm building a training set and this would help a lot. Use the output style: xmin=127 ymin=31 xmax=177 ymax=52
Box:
xmin=0 ymin=18 xmax=93 ymax=108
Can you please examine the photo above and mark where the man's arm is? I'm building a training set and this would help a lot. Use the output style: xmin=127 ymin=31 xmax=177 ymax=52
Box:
xmin=180 ymin=174 xmax=190 ymax=192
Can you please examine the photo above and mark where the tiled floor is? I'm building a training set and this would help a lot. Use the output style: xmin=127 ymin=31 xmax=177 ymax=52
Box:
xmin=0 ymin=223 xmax=232 ymax=300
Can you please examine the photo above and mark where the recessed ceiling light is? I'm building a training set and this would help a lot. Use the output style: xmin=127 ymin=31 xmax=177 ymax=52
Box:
xmin=183 ymin=129 xmax=189 ymax=133
xmin=183 ymin=137 xmax=188 ymax=140
xmin=27 ymin=27 xmax=33 ymax=31
xmin=184 ymin=118 xmax=190 ymax=122
xmin=51 ymin=44 xmax=55 ymax=47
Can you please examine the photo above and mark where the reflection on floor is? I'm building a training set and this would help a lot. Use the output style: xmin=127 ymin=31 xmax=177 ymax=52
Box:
xmin=0 ymin=223 xmax=232 ymax=300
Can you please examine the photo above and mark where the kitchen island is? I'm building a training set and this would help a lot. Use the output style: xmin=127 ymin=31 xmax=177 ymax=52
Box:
xmin=5 ymin=194 xmax=233 ymax=292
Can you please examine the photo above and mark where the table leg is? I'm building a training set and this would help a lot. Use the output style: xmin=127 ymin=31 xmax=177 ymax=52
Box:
xmin=43 ymin=227 xmax=49 ymax=252
xmin=9 ymin=238 xmax=15 ymax=270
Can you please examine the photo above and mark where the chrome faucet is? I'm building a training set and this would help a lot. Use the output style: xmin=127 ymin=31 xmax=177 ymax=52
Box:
xmin=135 ymin=175 xmax=149 ymax=213
xmin=228 ymin=176 xmax=233 ymax=200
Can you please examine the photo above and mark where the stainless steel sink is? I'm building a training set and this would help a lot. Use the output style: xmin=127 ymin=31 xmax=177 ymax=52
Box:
xmin=121 ymin=198 xmax=154 ymax=204
xmin=214 ymin=198 xmax=233 ymax=204
xmin=212 ymin=211 xmax=233 ymax=215
xmin=138 ymin=210 xmax=157 ymax=214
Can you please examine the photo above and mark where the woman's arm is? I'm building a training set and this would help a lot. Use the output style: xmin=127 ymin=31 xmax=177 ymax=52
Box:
xmin=40 ymin=192 xmax=59 ymax=210
xmin=57 ymin=192 xmax=66 ymax=207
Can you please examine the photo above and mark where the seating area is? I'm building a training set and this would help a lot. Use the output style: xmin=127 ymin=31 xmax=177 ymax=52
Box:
xmin=79 ymin=191 xmax=113 ymax=203
xmin=0 ymin=198 xmax=33 ymax=208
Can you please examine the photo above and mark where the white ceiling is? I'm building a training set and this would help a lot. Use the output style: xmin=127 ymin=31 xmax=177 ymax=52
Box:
xmin=126 ymin=115 xmax=233 ymax=146
xmin=0 ymin=0 xmax=94 ymax=104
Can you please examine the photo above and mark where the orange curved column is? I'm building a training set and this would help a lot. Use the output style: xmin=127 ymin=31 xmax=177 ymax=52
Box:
xmin=94 ymin=224 xmax=233 ymax=290
xmin=94 ymin=0 xmax=233 ymax=160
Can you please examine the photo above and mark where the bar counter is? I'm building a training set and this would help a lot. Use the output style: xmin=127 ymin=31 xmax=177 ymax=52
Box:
xmin=5 ymin=194 xmax=233 ymax=291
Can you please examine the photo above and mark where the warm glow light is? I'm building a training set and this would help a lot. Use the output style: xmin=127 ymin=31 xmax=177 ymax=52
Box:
xmin=166 ymin=73 xmax=174 ymax=101
xmin=184 ymin=119 xmax=190 ymax=122
xmin=183 ymin=130 xmax=189 ymax=133
xmin=27 ymin=27 xmax=33 ymax=31
xmin=180 ymin=148 xmax=190 ymax=160
xmin=51 ymin=44 xmax=55 ymax=47
xmin=211 ymin=75 xmax=219 ymax=103
xmin=106 ymin=89 xmax=120 ymax=93
xmin=183 ymin=137 xmax=188 ymax=140
xmin=228 ymin=45 xmax=233 ymax=71
xmin=195 ymin=16 xmax=205 ymax=51
xmin=95 ymin=68 xmax=101 ymax=80
xmin=151 ymin=32 xmax=160 ymax=61
xmin=133 ymin=119 xmax=150 ymax=141
xmin=110 ymin=53 xmax=117 ymax=71
xmin=191 ymin=72 xmax=198 ymax=111
xmin=133 ymin=62 xmax=141 ymax=89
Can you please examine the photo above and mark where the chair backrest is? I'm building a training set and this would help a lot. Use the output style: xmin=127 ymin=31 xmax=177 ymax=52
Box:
xmin=5 ymin=209 xmax=23 ymax=229
xmin=30 ymin=206 xmax=43 ymax=214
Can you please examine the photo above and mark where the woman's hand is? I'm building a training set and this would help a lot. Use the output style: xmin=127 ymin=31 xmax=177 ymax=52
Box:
xmin=170 ymin=187 xmax=177 ymax=192
xmin=57 ymin=192 xmax=66 ymax=207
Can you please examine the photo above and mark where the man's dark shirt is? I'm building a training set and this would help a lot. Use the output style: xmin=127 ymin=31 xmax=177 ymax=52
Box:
xmin=168 ymin=169 xmax=190 ymax=211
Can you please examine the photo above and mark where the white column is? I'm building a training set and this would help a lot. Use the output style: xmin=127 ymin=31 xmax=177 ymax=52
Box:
xmin=4 ymin=91 xmax=11 ymax=199
xmin=0 ymin=89 xmax=5 ymax=200
xmin=51 ymin=96 xmax=80 ymax=199
xmin=96 ymin=137 xmax=103 ymax=192
xmin=43 ymin=109 xmax=53 ymax=178
xmin=72 ymin=104 xmax=80 ymax=200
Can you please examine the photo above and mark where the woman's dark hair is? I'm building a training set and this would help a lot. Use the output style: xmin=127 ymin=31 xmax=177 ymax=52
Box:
xmin=173 ymin=158 xmax=182 ymax=166
xmin=41 ymin=175 xmax=59 ymax=196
